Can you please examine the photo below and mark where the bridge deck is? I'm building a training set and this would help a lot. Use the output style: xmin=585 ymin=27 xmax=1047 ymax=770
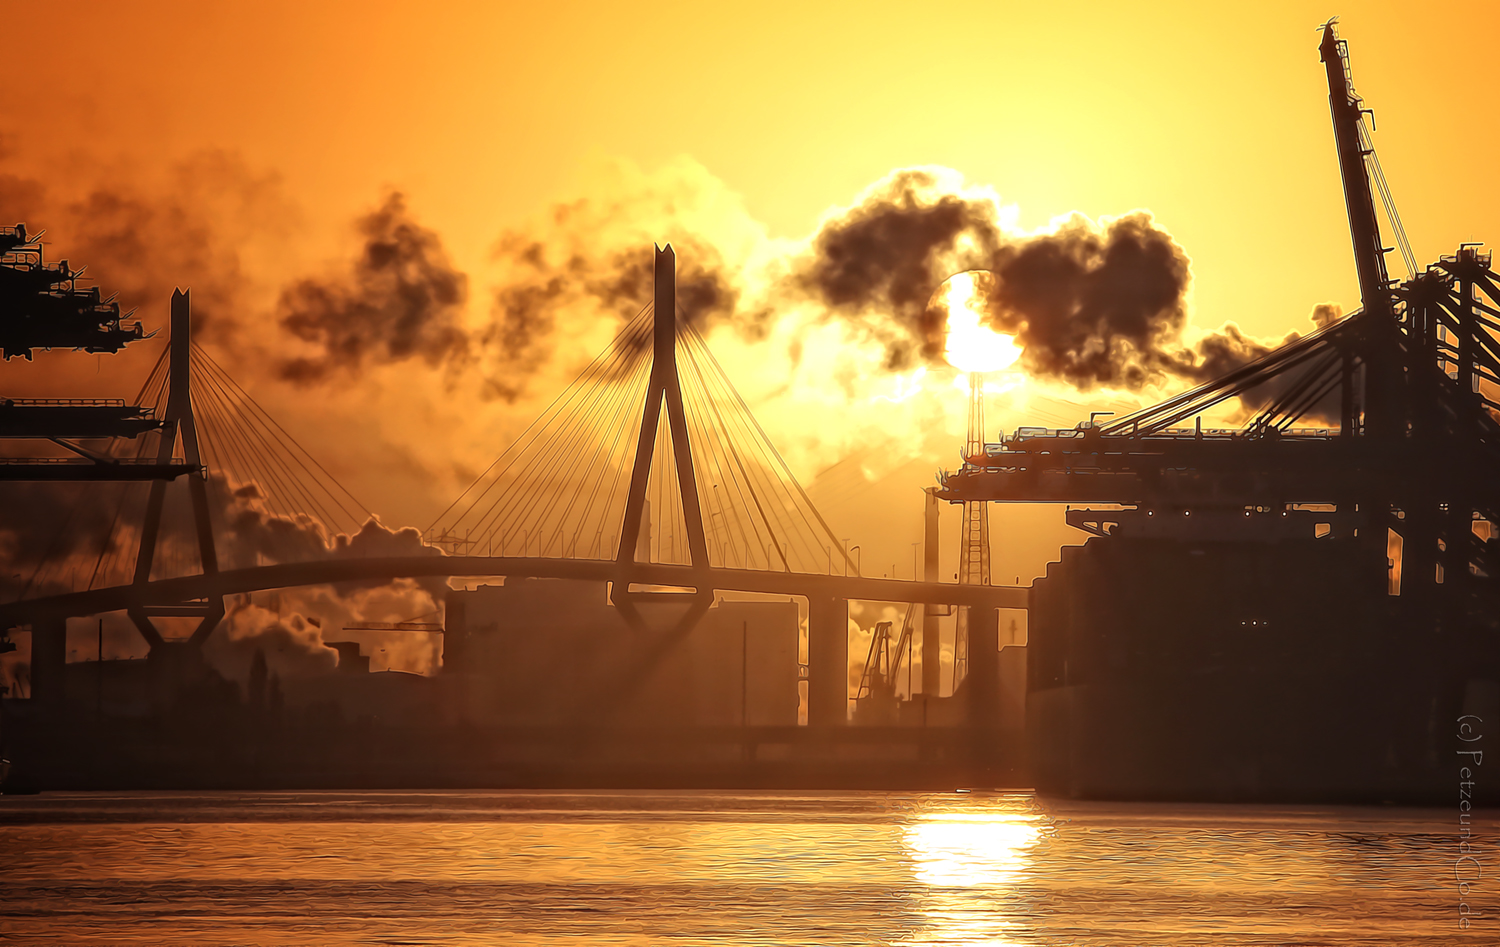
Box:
xmin=1 ymin=555 xmax=1028 ymax=625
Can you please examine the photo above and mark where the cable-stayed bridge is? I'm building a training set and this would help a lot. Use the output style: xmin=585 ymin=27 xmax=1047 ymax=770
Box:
xmin=1 ymin=242 xmax=1023 ymax=725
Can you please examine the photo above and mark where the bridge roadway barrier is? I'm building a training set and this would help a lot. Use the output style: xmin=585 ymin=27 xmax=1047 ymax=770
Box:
xmin=0 ymin=556 xmax=1030 ymax=628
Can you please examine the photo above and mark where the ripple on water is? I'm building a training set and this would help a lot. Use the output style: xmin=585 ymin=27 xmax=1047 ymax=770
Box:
xmin=0 ymin=790 xmax=1485 ymax=946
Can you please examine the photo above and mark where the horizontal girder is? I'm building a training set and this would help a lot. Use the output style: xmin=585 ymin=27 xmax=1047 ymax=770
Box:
xmin=0 ymin=555 xmax=1027 ymax=629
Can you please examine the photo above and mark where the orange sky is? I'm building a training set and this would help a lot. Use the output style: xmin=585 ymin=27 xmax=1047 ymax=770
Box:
xmin=6 ymin=0 xmax=1500 ymax=597
xmin=11 ymin=1 xmax=1498 ymax=332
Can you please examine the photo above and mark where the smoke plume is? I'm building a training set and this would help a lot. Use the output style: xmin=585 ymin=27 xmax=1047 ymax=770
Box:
xmin=1181 ymin=303 xmax=1347 ymax=424
xmin=277 ymin=192 xmax=469 ymax=383
xmin=2 ymin=148 xmax=1358 ymax=689
xmin=793 ymin=168 xmax=1004 ymax=370
xmin=205 ymin=603 xmax=338 ymax=683
xmin=0 ymin=150 xmax=282 ymax=347
xmin=979 ymin=212 xmax=1192 ymax=388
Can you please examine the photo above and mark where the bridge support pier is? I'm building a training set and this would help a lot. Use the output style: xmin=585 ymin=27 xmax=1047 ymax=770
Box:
xmin=28 ymin=615 xmax=67 ymax=713
xmin=131 ymin=289 xmax=221 ymax=657
xmin=922 ymin=487 xmax=942 ymax=697
xmin=806 ymin=595 xmax=848 ymax=727
xmin=967 ymin=605 xmax=1000 ymax=727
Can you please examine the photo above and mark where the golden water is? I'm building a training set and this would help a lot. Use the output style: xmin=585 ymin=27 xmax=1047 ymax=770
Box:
xmin=0 ymin=791 xmax=1487 ymax=945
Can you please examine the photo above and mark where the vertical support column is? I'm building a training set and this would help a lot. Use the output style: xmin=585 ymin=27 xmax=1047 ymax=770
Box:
xmin=173 ymin=291 xmax=218 ymax=577
xmin=616 ymin=246 xmax=709 ymax=572
xmin=806 ymin=594 xmax=848 ymax=727
xmin=131 ymin=290 xmax=222 ymax=652
xmin=612 ymin=246 xmax=713 ymax=641
xmin=1450 ymin=270 xmax=1477 ymax=592
xmin=921 ymin=487 xmax=942 ymax=696
xmin=134 ymin=429 xmax=179 ymax=586
xmin=657 ymin=250 xmax=710 ymax=571
xmin=1404 ymin=508 xmax=1439 ymax=618
xmin=967 ymin=604 xmax=1000 ymax=726
xmin=29 ymin=616 xmax=67 ymax=713
xmin=135 ymin=289 xmax=218 ymax=586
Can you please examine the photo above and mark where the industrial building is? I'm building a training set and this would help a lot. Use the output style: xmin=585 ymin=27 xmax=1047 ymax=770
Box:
xmin=444 ymin=580 xmax=800 ymax=728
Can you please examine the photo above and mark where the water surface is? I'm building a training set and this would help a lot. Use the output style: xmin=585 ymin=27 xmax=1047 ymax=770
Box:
xmin=0 ymin=791 xmax=1488 ymax=945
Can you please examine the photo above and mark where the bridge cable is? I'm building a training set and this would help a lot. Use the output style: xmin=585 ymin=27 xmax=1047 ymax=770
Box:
xmin=677 ymin=330 xmax=767 ymax=568
xmin=678 ymin=333 xmax=789 ymax=570
xmin=567 ymin=352 xmax=650 ymax=558
xmin=193 ymin=357 xmax=334 ymax=529
xmin=427 ymin=301 xmax=652 ymax=534
xmin=193 ymin=350 xmax=355 ymax=533
xmin=541 ymin=335 xmax=656 ymax=557
xmin=475 ymin=315 xmax=651 ymax=554
xmin=435 ymin=304 xmax=652 ymax=550
xmin=191 ymin=345 xmax=370 ymax=531
xmin=192 ymin=343 xmax=371 ymax=523
xmin=682 ymin=322 xmax=849 ymax=571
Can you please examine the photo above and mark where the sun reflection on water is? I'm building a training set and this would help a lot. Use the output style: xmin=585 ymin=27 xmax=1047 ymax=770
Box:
xmin=902 ymin=799 xmax=1047 ymax=945
xmin=906 ymin=813 xmax=1042 ymax=887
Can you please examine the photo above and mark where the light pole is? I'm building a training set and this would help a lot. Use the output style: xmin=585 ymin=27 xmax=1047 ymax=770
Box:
xmin=850 ymin=545 xmax=861 ymax=578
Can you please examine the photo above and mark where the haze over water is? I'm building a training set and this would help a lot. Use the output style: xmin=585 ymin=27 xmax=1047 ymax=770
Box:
xmin=0 ymin=791 xmax=1483 ymax=945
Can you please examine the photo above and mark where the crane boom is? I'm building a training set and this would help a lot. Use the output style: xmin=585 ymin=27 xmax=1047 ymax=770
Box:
xmin=1319 ymin=21 xmax=1405 ymax=440
xmin=1319 ymin=21 xmax=1391 ymax=318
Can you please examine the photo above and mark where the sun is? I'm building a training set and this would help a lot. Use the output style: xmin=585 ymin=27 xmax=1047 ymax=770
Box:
xmin=937 ymin=270 xmax=1023 ymax=374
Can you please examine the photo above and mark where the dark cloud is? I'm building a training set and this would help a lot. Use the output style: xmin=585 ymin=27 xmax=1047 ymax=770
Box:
xmin=1170 ymin=304 xmax=1346 ymax=425
xmin=0 ymin=150 xmax=274 ymax=345
xmin=798 ymin=170 xmax=1000 ymax=319
xmin=979 ymin=213 xmax=1192 ymax=388
xmin=787 ymin=175 xmax=1204 ymax=384
xmin=277 ymin=192 xmax=469 ymax=384
xmin=1173 ymin=323 xmax=1280 ymax=384
xmin=793 ymin=169 xmax=1003 ymax=370
xmin=790 ymin=174 xmax=1335 ymax=401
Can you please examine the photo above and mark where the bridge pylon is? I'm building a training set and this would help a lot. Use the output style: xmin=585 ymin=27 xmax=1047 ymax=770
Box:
xmin=611 ymin=245 xmax=714 ymax=638
xmin=128 ymin=289 xmax=223 ymax=651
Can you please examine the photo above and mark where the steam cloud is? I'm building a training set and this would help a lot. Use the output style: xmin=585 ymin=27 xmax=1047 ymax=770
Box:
xmin=795 ymin=169 xmax=1003 ymax=369
xmin=1 ymin=147 xmax=1339 ymax=407
xmin=205 ymin=605 xmax=338 ymax=684
xmin=4 ymin=148 xmax=1352 ymax=687
xmin=277 ymin=193 xmax=470 ymax=383
xmin=0 ymin=151 xmax=276 ymax=346
xmin=213 ymin=475 xmax=442 ymax=576
xmin=789 ymin=168 xmax=1282 ymax=391
xmin=0 ymin=473 xmax=446 ymax=682
xmin=981 ymin=213 xmax=1192 ymax=388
